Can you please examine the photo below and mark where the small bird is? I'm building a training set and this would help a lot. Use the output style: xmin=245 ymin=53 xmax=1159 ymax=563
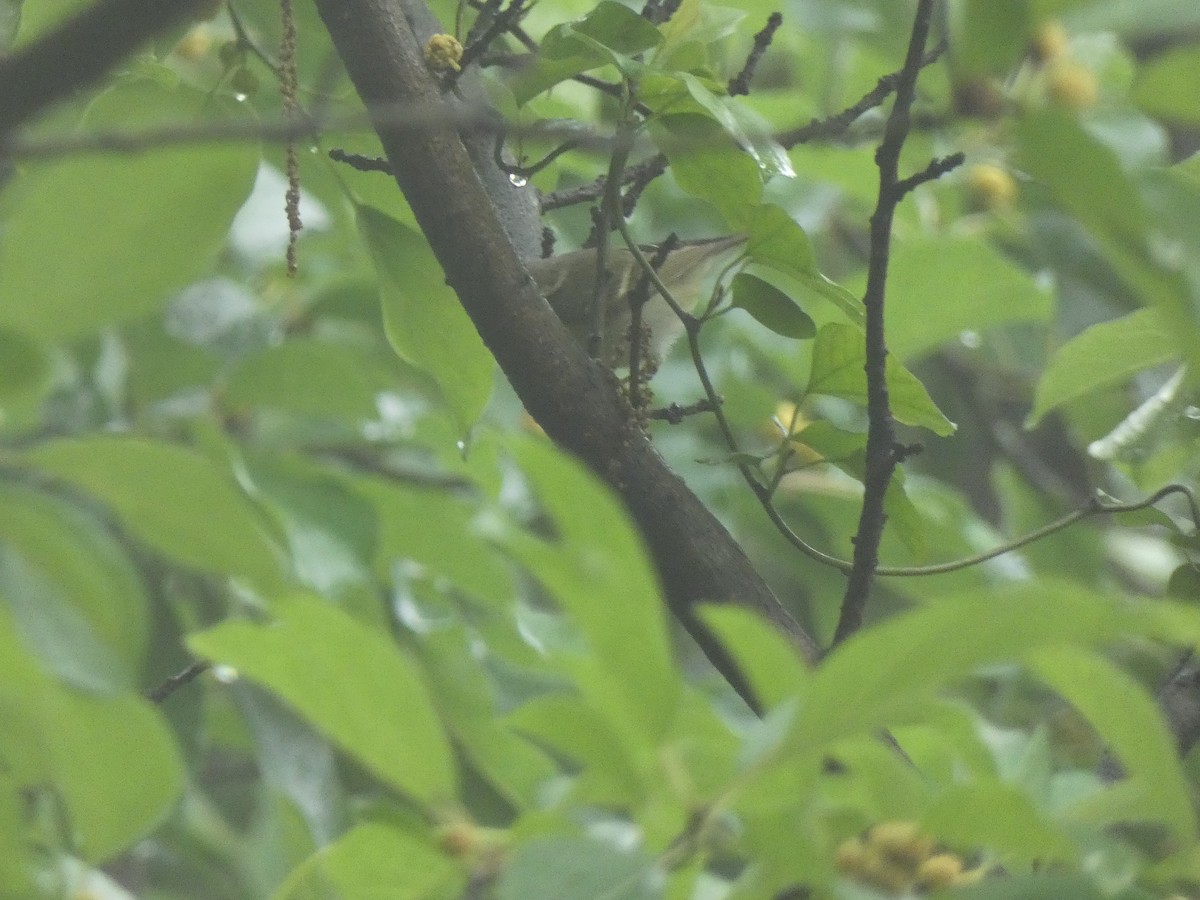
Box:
xmin=527 ymin=235 xmax=746 ymax=368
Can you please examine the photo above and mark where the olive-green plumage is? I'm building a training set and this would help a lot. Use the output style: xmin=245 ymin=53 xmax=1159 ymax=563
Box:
xmin=527 ymin=235 xmax=746 ymax=368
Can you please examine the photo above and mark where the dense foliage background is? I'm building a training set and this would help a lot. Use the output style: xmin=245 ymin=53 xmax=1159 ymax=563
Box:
xmin=2 ymin=0 xmax=1200 ymax=897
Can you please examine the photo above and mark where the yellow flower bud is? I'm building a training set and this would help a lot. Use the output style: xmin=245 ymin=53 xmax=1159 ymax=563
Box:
xmin=916 ymin=853 xmax=965 ymax=890
xmin=425 ymin=34 xmax=464 ymax=73
xmin=1047 ymin=61 xmax=1098 ymax=109
xmin=966 ymin=163 xmax=1018 ymax=211
xmin=1030 ymin=20 xmax=1070 ymax=65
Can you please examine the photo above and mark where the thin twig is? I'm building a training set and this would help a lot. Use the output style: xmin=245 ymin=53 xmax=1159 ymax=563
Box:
xmin=833 ymin=0 xmax=937 ymax=647
xmin=145 ymin=661 xmax=210 ymax=703
xmin=776 ymin=39 xmax=946 ymax=149
xmin=728 ymin=12 xmax=783 ymax=97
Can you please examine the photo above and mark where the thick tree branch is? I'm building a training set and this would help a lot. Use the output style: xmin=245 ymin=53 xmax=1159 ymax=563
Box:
xmin=0 ymin=0 xmax=212 ymax=136
xmin=313 ymin=0 xmax=819 ymax=707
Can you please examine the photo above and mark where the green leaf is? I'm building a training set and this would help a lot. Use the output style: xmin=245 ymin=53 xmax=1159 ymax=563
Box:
xmin=1167 ymin=564 xmax=1200 ymax=602
xmin=949 ymin=0 xmax=1031 ymax=78
xmin=807 ymin=323 xmax=956 ymax=436
xmin=497 ymin=836 xmax=658 ymax=900
xmin=1017 ymin=110 xmax=1200 ymax=370
xmin=924 ymin=781 xmax=1077 ymax=866
xmin=1133 ymin=46 xmax=1200 ymax=124
xmin=0 ymin=606 xmax=182 ymax=862
xmin=791 ymin=421 xmax=867 ymax=463
xmin=678 ymin=75 xmax=792 ymax=178
xmin=415 ymin=627 xmax=557 ymax=810
xmin=274 ymin=823 xmax=464 ymax=900
xmin=1018 ymin=112 xmax=1145 ymax=242
xmin=656 ymin=0 xmax=745 ymax=66
xmin=23 ymin=436 xmax=286 ymax=592
xmin=0 ymin=482 xmax=147 ymax=686
xmin=508 ymin=695 xmax=645 ymax=805
xmin=510 ymin=1 xmax=661 ymax=103
xmin=885 ymin=475 xmax=927 ymax=562
xmin=188 ymin=594 xmax=457 ymax=806
xmin=785 ymin=582 xmax=1132 ymax=755
xmin=746 ymin=204 xmax=816 ymax=274
xmin=885 ymin=235 xmax=1053 ymax=362
xmin=731 ymin=271 xmax=815 ymax=338
xmin=348 ymin=472 xmax=513 ymax=606
xmin=1027 ymin=308 xmax=1176 ymax=426
xmin=1030 ymin=646 xmax=1197 ymax=840
xmin=499 ymin=436 xmax=680 ymax=743
xmin=656 ymin=115 xmax=763 ymax=230
xmin=0 ymin=81 xmax=257 ymax=341
xmin=0 ymin=546 xmax=128 ymax=694
xmin=697 ymin=605 xmax=810 ymax=711
xmin=0 ymin=327 xmax=51 ymax=404
xmin=224 ymin=338 xmax=387 ymax=422
xmin=0 ymin=0 xmax=20 ymax=51
xmin=358 ymin=206 xmax=493 ymax=436
xmin=242 ymin=455 xmax=378 ymax=595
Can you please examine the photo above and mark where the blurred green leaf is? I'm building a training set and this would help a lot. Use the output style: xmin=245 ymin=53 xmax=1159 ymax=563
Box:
xmin=925 ymin=780 xmax=1077 ymax=866
xmin=886 ymin=235 xmax=1054 ymax=363
xmin=1027 ymin=308 xmax=1176 ymax=426
xmin=0 ymin=81 xmax=257 ymax=341
xmin=347 ymin=472 xmax=513 ymax=606
xmin=510 ymin=1 xmax=661 ymax=104
xmin=656 ymin=0 xmax=744 ymax=66
xmin=807 ymin=323 xmax=956 ymax=436
xmin=1133 ymin=46 xmax=1200 ymax=124
xmin=1064 ymin=0 xmax=1200 ymax=38
xmin=885 ymin=475 xmax=928 ymax=561
xmin=189 ymin=594 xmax=457 ymax=807
xmin=224 ymin=338 xmax=387 ymax=423
xmin=415 ymin=627 xmax=557 ymax=810
xmin=242 ymin=456 xmax=377 ymax=596
xmin=785 ymin=582 xmax=1133 ymax=755
xmin=24 ymin=436 xmax=286 ymax=592
xmin=275 ymin=823 xmax=463 ymax=900
xmin=497 ymin=836 xmax=658 ymax=900
xmin=508 ymin=694 xmax=645 ymax=805
xmin=0 ymin=606 xmax=182 ymax=862
xmin=950 ymin=0 xmax=1032 ymax=78
xmin=1017 ymin=110 xmax=1200 ymax=370
xmin=0 ymin=481 xmax=147 ymax=684
xmin=1167 ymin=564 xmax=1200 ymax=602
xmin=0 ymin=327 xmax=51 ymax=405
xmin=698 ymin=605 xmax=810 ymax=711
xmin=500 ymin=437 xmax=680 ymax=742
xmin=358 ymin=206 xmax=493 ymax=436
xmin=1032 ymin=646 xmax=1197 ymax=840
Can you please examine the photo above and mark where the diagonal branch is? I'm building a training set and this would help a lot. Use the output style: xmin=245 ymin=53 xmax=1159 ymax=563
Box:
xmin=312 ymin=0 xmax=820 ymax=710
xmin=0 ymin=0 xmax=213 ymax=136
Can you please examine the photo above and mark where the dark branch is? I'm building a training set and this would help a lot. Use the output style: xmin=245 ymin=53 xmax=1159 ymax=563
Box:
xmin=728 ymin=12 xmax=783 ymax=97
xmin=777 ymin=39 xmax=946 ymax=149
xmin=833 ymin=0 xmax=937 ymax=647
xmin=145 ymin=661 xmax=210 ymax=703
xmin=313 ymin=0 xmax=821 ymax=711
xmin=0 ymin=0 xmax=213 ymax=136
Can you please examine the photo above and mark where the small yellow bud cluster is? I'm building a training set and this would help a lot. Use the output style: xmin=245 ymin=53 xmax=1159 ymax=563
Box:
xmin=174 ymin=25 xmax=213 ymax=61
xmin=835 ymin=821 xmax=985 ymax=894
xmin=425 ymin=34 xmax=464 ymax=74
xmin=965 ymin=163 xmax=1018 ymax=213
xmin=1029 ymin=20 xmax=1099 ymax=110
